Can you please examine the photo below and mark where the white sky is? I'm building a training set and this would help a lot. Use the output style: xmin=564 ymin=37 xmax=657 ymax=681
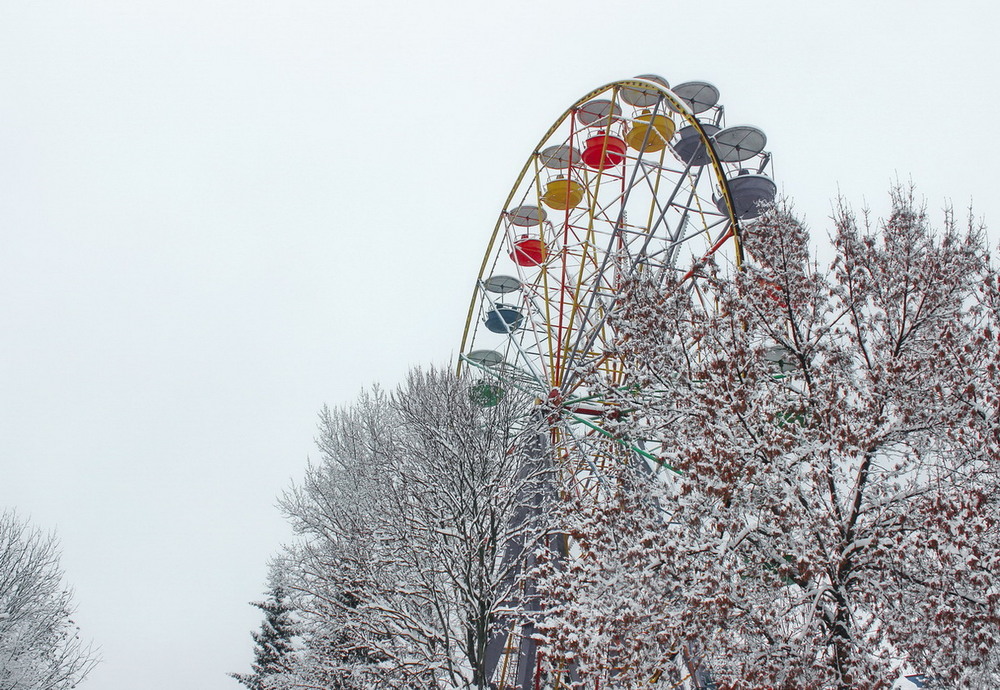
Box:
xmin=1 ymin=1 xmax=998 ymax=688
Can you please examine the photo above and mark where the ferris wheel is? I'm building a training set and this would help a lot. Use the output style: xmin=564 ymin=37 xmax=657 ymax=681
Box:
xmin=459 ymin=75 xmax=775 ymax=484
xmin=457 ymin=75 xmax=776 ymax=688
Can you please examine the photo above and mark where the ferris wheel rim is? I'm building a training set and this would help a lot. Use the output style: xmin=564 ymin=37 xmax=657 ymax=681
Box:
xmin=457 ymin=77 xmax=745 ymax=382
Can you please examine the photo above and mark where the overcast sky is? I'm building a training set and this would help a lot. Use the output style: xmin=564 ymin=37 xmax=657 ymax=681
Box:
xmin=2 ymin=1 xmax=998 ymax=688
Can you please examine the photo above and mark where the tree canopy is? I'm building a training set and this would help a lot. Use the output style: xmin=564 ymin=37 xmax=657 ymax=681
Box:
xmin=276 ymin=369 xmax=555 ymax=689
xmin=535 ymin=190 xmax=1000 ymax=688
xmin=0 ymin=510 xmax=98 ymax=690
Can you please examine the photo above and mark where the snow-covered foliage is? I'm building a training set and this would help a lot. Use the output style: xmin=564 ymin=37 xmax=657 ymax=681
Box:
xmin=0 ymin=510 xmax=97 ymax=690
xmin=535 ymin=189 xmax=1000 ymax=689
xmin=231 ymin=569 xmax=298 ymax=690
xmin=532 ymin=467 xmax=710 ymax=688
xmin=278 ymin=368 xmax=556 ymax=689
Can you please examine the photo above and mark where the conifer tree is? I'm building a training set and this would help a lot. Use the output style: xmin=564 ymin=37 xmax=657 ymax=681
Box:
xmin=231 ymin=577 xmax=297 ymax=690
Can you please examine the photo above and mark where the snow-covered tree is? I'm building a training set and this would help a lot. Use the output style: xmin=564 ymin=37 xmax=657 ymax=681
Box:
xmin=0 ymin=510 xmax=97 ymax=690
xmin=231 ymin=568 xmax=298 ymax=690
xmin=280 ymin=368 xmax=556 ymax=689
xmin=536 ymin=189 xmax=1000 ymax=689
xmin=532 ymin=465 xmax=706 ymax=689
